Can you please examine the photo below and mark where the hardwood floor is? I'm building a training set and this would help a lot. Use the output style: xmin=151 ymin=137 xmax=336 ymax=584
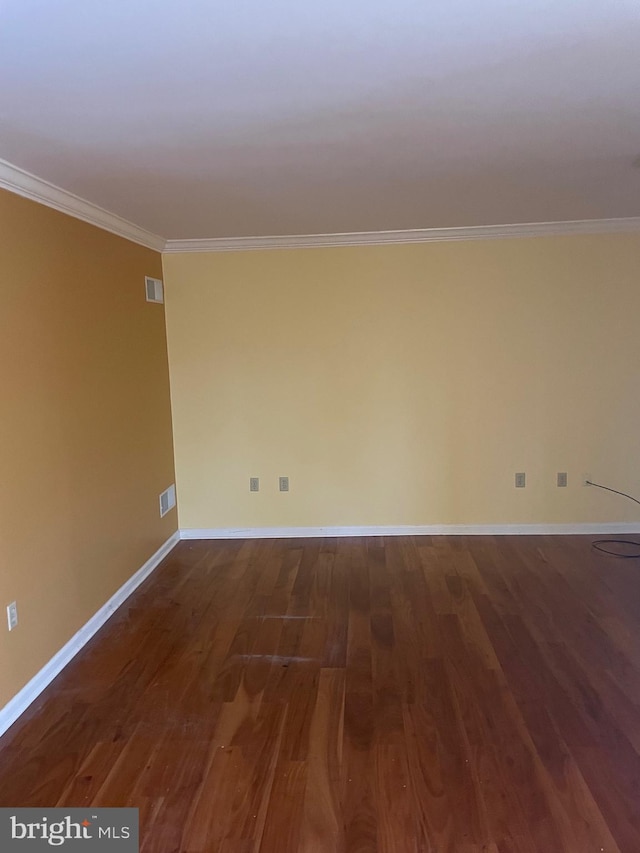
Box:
xmin=1 ymin=535 xmax=640 ymax=851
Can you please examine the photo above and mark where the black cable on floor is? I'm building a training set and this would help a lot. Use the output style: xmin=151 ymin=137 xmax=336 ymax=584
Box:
xmin=591 ymin=538 xmax=640 ymax=558
xmin=587 ymin=480 xmax=640 ymax=558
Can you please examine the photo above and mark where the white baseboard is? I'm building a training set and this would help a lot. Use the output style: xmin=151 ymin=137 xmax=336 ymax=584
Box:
xmin=0 ymin=531 xmax=180 ymax=740
xmin=180 ymin=523 xmax=640 ymax=539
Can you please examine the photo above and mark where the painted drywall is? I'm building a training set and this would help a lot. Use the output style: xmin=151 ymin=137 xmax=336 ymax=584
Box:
xmin=0 ymin=189 xmax=176 ymax=710
xmin=163 ymin=234 xmax=640 ymax=531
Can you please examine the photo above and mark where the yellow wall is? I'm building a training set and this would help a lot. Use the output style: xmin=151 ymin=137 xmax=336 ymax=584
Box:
xmin=0 ymin=189 xmax=177 ymax=710
xmin=163 ymin=234 xmax=640 ymax=530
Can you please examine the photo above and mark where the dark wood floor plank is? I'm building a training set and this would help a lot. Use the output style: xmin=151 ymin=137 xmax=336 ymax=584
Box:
xmin=299 ymin=668 xmax=345 ymax=852
xmin=403 ymin=663 xmax=483 ymax=852
xmin=323 ymin=540 xmax=350 ymax=668
xmin=2 ymin=534 xmax=640 ymax=851
xmin=259 ymin=759 xmax=307 ymax=852
xmin=374 ymin=743 xmax=419 ymax=853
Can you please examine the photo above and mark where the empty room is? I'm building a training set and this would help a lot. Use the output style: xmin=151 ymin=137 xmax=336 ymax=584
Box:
xmin=1 ymin=1 xmax=640 ymax=851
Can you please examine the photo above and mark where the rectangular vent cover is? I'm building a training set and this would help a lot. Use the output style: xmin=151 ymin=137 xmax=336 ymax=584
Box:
xmin=159 ymin=484 xmax=176 ymax=517
xmin=145 ymin=276 xmax=164 ymax=303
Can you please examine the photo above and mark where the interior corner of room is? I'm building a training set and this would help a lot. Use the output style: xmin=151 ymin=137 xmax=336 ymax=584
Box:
xmin=3 ymin=181 xmax=640 ymax=731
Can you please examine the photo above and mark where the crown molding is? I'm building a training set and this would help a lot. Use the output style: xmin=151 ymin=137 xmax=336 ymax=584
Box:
xmin=163 ymin=217 xmax=640 ymax=253
xmin=0 ymin=158 xmax=166 ymax=252
xmin=2 ymin=154 xmax=639 ymax=255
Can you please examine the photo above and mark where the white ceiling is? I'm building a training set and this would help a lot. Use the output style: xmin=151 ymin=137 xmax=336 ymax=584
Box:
xmin=1 ymin=0 xmax=639 ymax=240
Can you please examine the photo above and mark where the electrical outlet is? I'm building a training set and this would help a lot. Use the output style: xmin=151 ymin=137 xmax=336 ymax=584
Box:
xmin=7 ymin=601 xmax=18 ymax=631
xmin=515 ymin=472 xmax=526 ymax=488
xmin=557 ymin=472 xmax=568 ymax=487
xmin=279 ymin=476 xmax=289 ymax=492
xmin=250 ymin=477 xmax=259 ymax=492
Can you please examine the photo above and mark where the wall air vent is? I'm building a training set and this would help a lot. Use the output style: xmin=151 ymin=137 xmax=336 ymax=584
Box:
xmin=159 ymin=484 xmax=176 ymax=517
xmin=145 ymin=276 xmax=164 ymax=303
